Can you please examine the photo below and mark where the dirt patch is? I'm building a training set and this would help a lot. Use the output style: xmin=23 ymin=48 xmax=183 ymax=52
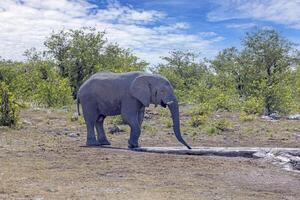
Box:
xmin=0 ymin=107 xmax=300 ymax=199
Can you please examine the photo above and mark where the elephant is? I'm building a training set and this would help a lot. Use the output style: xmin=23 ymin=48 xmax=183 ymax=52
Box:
xmin=77 ymin=71 xmax=191 ymax=149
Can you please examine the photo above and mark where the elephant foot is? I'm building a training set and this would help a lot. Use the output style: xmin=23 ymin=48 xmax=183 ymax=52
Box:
xmin=86 ymin=140 xmax=100 ymax=146
xmin=128 ymin=142 xmax=139 ymax=149
xmin=99 ymin=140 xmax=111 ymax=146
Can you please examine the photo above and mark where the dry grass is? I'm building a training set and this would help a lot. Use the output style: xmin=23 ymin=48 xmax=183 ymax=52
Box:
xmin=0 ymin=106 xmax=299 ymax=199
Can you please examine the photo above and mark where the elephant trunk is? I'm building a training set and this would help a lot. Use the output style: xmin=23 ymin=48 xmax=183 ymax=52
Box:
xmin=168 ymin=99 xmax=192 ymax=149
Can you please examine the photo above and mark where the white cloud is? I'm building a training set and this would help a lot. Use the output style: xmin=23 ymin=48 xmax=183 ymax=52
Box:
xmin=226 ymin=23 xmax=257 ymax=29
xmin=153 ymin=22 xmax=189 ymax=34
xmin=208 ymin=0 xmax=300 ymax=29
xmin=0 ymin=0 xmax=222 ymax=65
xmin=198 ymin=32 xmax=220 ymax=38
xmin=93 ymin=0 xmax=166 ymax=24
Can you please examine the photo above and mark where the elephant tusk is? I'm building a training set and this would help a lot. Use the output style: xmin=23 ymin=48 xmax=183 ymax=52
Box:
xmin=166 ymin=101 xmax=174 ymax=105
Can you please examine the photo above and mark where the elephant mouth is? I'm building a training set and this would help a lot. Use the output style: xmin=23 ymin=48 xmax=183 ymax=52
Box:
xmin=160 ymin=100 xmax=167 ymax=108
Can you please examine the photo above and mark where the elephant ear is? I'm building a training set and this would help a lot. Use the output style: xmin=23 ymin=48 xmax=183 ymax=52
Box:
xmin=130 ymin=75 xmax=151 ymax=107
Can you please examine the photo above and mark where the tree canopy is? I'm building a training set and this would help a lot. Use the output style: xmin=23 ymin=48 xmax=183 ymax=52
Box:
xmin=1 ymin=27 xmax=300 ymax=127
xmin=44 ymin=27 xmax=148 ymax=97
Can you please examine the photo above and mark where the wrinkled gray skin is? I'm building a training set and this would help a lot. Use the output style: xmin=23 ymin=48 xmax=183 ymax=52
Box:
xmin=77 ymin=71 xmax=191 ymax=149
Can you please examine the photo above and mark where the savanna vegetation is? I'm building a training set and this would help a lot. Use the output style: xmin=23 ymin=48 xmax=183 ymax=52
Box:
xmin=0 ymin=27 xmax=299 ymax=129
xmin=1 ymin=27 xmax=300 ymax=200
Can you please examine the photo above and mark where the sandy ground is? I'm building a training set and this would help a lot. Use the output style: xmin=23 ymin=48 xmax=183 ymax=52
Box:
xmin=0 ymin=107 xmax=299 ymax=200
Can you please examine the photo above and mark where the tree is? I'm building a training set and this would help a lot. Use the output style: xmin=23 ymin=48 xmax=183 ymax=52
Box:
xmin=0 ymin=82 xmax=19 ymax=127
xmin=1 ymin=57 xmax=74 ymax=108
xmin=45 ymin=27 xmax=148 ymax=97
xmin=155 ymin=50 xmax=240 ymax=111
xmin=211 ymin=29 xmax=299 ymax=114
xmin=211 ymin=47 xmax=244 ymax=97
xmin=154 ymin=51 xmax=208 ymax=92
xmin=291 ymin=65 xmax=300 ymax=112
xmin=99 ymin=44 xmax=148 ymax=72
xmin=241 ymin=29 xmax=297 ymax=114
xmin=45 ymin=27 xmax=106 ymax=96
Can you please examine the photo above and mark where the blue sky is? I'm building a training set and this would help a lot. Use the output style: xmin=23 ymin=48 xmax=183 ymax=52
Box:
xmin=0 ymin=0 xmax=300 ymax=66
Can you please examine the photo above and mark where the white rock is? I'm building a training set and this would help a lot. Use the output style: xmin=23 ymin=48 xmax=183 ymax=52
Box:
xmin=253 ymin=151 xmax=267 ymax=158
xmin=71 ymin=113 xmax=79 ymax=121
xmin=261 ymin=115 xmax=274 ymax=120
xmin=275 ymin=155 xmax=290 ymax=163
xmin=22 ymin=120 xmax=32 ymax=125
xmin=68 ymin=133 xmax=80 ymax=138
xmin=287 ymin=114 xmax=300 ymax=120
xmin=33 ymin=197 xmax=44 ymax=200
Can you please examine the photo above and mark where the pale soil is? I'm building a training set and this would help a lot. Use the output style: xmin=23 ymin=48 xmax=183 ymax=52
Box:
xmin=0 ymin=107 xmax=299 ymax=200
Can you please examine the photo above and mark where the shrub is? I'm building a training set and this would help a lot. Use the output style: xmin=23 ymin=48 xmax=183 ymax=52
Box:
xmin=142 ymin=123 xmax=157 ymax=136
xmin=159 ymin=107 xmax=169 ymax=117
xmin=211 ymin=92 xmax=236 ymax=111
xmin=189 ymin=115 xmax=208 ymax=127
xmin=165 ymin=119 xmax=173 ymax=128
xmin=110 ymin=115 xmax=124 ymax=125
xmin=7 ymin=60 xmax=73 ymax=108
xmin=188 ymin=104 xmax=212 ymax=128
xmin=239 ymin=112 xmax=256 ymax=121
xmin=188 ymin=80 xmax=211 ymax=104
xmin=213 ymin=118 xmax=232 ymax=131
xmin=0 ymin=62 xmax=21 ymax=84
xmin=0 ymin=82 xmax=19 ymax=127
xmin=205 ymin=126 xmax=218 ymax=136
xmin=241 ymin=97 xmax=264 ymax=115
xmin=33 ymin=77 xmax=73 ymax=108
xmin=190 ymin=103 xmax=213 ymax=116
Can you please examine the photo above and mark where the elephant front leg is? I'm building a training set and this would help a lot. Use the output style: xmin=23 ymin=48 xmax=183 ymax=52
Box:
xmin=95 ymin=117 xmax=111 ymax=145
xmin=127 ymin=119 xmax=141 ymax=149
xmin=122 ymin=114 xmax=141 ymax=148
xmin=121 ymin=98 xmax=143 ymax=148
xmin=138 ymin=107 xmax=145 ymax=127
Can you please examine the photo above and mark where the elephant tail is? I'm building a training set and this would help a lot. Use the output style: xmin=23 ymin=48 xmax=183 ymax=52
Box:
xmin=77 ymin=97 xmax=81 ymax=116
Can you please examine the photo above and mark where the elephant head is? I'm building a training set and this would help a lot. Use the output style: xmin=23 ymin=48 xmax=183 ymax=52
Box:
xmin=130 ymin=74 xmax=191 ymax=149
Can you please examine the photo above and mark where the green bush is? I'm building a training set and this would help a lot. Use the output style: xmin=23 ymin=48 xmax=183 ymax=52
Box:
xmin=110 ymin=115 xmax=124 ymax=125
xmin=33 ymin=77 xmax=73 ymax=108
xmin=241 ymin=97 xmax=264 ymax=115
xmin=158 ymin=107 xmax=169 ymax=117
xmin=189 ymin=115 xmax=208 ymax=127
xmin=142 ymin=123 xmax=157 ymax=136
xmin=211 ymin=92 xmax=237 ymax=111
xmin=213 ymin=118 xmax=232 ymax=131
xmin=239 ymin=112 xmax=256 ymax=121
xmin=188 ymin=104 xmax=212 ymax=128
xmin=188 ymin=80 xmax=211 ymax=104
xmin=0 ymin=62 xmax=21 ymax=84
xmin=203 ymin=119 xmax=232 ymax=136
xmin=6 ymin=61 xmax=73 ymax=108
xmin=0 ymin=82 xmax=19 ymax=127
xmin=164 ymin=118 xmax=173 ymax=128
xmin=205 ymin=126 xmax=218 ymax=136
xmin=269 ymin=81 xmax=293 ymax=114
xmin=12 ymin=67 xmax=44 ymax=102
xmin=190 ymin=103 xmax=213 ymax=116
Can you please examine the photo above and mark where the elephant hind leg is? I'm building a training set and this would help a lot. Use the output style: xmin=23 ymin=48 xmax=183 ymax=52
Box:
xmin=82 ymin=103 xmax=99 ymax=146
xmin=85 ymin=121 xmax=99 ymax=146
xmin=95 ymin=116 xmax=111 ymax=145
